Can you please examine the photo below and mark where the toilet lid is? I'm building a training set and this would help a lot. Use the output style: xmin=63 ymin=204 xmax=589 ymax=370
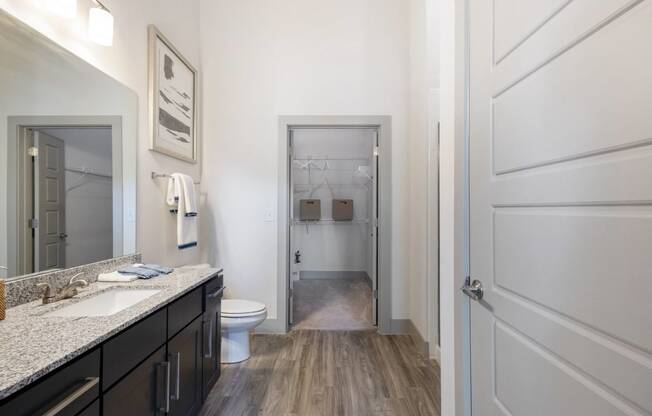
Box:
xmin=222 ymin=299 xmax=266 ymax=316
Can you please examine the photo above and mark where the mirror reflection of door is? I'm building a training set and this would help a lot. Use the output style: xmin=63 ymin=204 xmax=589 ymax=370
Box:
xmin=34 ymin=131 xmax=66 ymax=272
xmin=24 ymin=127 xmax=113 ymax=274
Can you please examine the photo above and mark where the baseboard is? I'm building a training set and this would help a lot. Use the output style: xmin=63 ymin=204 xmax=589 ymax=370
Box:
xmin=430 ymin=344 xmax=441 ymax=363
xmin=254 ymin=318 xmax=287 ymax=334
xmin=254 ymin=317 xmax=433 ymax=359
xmin=299 ymin=270 xmax=369 ymax=280
xmin=389 ymin=319 xmax=430 ymax=357
xmin=364 ymin=272 xmax=373 ymax=288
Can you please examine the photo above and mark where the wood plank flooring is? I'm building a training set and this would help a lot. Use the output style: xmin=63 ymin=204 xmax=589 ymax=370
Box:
xmin=200 ymin=330 xmax=440 ymax=416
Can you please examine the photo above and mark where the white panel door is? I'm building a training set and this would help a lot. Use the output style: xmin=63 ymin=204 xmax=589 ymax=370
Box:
xmin=469 ymin=1 xmax=652 ymax=415
xmin=35 ymin=131 xmax=66 ymax=272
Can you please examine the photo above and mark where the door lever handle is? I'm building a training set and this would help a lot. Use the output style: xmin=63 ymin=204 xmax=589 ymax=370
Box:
xmin=462 ymin=279 xmax=484 ymax=301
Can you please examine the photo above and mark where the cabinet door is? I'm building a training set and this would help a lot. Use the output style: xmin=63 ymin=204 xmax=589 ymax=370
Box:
xmin=168 ymin=287 xmax=202 ymax=339
xmin=202 ymin=281 xmax=223 ymax=399
xmin=102 ymin=308 xmax=167 ymax=391
xmin=168 ymin=317 xmax=202 ymax=416
xmin=103 ymin=346 xmax=168 ymax=416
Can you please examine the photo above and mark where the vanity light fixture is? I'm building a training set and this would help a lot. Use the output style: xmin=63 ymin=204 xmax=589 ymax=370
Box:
xmin=45 ymin=0 xmax=78 ymax=19
xmin=88 ymin=0 xmax=114 ymax=46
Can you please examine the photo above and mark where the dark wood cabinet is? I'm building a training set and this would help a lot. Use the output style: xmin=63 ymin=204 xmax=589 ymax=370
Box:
xmin=0 ymin=349 xmax=100 ymax=416
xmin=168 ymin=287 xmax=202 ymax=338
xmin=104 ymin=284 xmax=213 ymax=416
xmin=202 ymin=277 xmax=223 ymax=399
xmin=1 ymin=273 xmax=223 ymax=416
xmin=103 ymin=345 xmax=167 ymax=416
xmin=102 ymin=308 xmax=167 ymax=391
xmin=168 ymin=316 xmax=203 ymax=416
xmin=78 ymin=399 xmax=100 ymax=416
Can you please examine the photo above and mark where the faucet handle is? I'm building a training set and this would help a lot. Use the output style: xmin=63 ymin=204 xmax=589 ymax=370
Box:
xmin=69 ymin=273 xmax=88 ymax=287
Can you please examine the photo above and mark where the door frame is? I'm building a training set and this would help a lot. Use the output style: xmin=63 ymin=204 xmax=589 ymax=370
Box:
xmin=439 ymin=0 xmax=472 ymax=415
xmin=5 ymin=116 xmax=126 ymax=279
xmin=426 ymin=89 xmax=442 ymax=361
xmin=275 ymin=115 xmax=393 ymax=334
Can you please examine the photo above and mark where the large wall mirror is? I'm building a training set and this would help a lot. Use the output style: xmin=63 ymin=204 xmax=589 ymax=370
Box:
xmin=0 ymin=10 xmax=138 ymax=280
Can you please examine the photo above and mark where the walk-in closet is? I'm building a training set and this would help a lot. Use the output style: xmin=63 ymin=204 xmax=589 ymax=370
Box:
xmin=289 ymin=127 xmax=378 ymax=330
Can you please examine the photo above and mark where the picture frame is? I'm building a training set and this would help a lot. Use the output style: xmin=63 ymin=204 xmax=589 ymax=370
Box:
xmin=148 ymin=25 xmax=198 ymax=163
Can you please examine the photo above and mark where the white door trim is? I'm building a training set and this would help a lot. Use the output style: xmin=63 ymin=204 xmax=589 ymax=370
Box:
xmin=426 ymin=89 xmax=441 ymax=359
xmin=439 ymin=0 xmax=472 ymax=415
xmin=276 ymin=115 xmax=393 ymax=334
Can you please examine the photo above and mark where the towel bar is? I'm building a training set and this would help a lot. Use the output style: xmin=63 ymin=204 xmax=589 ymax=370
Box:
xmin=151 ymin=171 xmax=200 ymax=185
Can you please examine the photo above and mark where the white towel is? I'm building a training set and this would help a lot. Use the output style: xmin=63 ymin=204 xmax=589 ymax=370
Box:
xmin=97 ymin=271 xmax=139 ymax=282
xmin=166 ymin=174 xmax=181 ymax=209
xmin=179 ymin=174 xmax=197 ymax=215
xmin=166 ymin=173 xmax=198 ymax=249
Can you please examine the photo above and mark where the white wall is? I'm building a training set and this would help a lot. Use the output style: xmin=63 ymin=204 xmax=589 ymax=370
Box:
xmin=199 ymin=0 xmax=410 ymax=322
xmin=0 ymin=0 xmax=204 ymax=268
xmin=291 ymin=128 xmax=374 ymax=277
xmin=40 ymin=128 xmax=113 ymax=268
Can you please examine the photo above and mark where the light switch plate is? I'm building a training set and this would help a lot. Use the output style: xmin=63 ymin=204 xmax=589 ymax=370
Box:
xmin=264 ymin=208 xmax=275 ymax=222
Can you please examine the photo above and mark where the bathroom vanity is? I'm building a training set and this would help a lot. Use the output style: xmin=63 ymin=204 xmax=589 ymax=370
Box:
xmin=0 ymin=267 xmax=223 ymax=416
xmin=0 ymin=10 xmax=224 ymax=415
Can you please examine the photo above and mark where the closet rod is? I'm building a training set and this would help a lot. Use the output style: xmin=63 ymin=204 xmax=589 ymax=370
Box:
xmin=292 ymin=157 xmax=369 ymax=161
xmin=293 ymin=168 xmax=366 ymax=172
xmin=65 ymin=167 xmax=112 ymax=179
xmin=294 ymin=183 xmax=368 ymax=188
xmin=292 ymin=219 xmax=369 ymax=225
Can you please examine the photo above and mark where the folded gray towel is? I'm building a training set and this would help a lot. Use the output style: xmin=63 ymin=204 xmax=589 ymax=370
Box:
xmin=118 ymin=266 xmax=159 ymax=279
xmin=140 ymin=264 xmax=173 ymax=274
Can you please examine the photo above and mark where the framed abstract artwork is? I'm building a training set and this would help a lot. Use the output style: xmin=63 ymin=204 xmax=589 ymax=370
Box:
xmin=148 ymin=25 xmax=198 ymax=163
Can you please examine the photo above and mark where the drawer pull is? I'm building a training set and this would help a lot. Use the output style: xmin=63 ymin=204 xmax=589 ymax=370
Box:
xmin=156 ymin=361 xmax=170 ymax=414
xmin=170 ymin=352 xmax=181 ymax=401
xmin=203 ymin=319 xmax=213 ymax=359
xmin=207 ymin=287 xmax=225 ymax=299
xmin=43 ymin=377 xmax=99 ymax=416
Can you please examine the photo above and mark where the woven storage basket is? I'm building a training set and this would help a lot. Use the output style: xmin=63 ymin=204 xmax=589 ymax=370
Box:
xmin=0 ymin=280 xmax=5 ymax=320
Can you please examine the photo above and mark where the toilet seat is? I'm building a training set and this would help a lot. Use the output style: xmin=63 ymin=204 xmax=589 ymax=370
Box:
xmin=222 ymin=299 xmax=266 ymax=318
xmin=220 ymin=299 xmax=267 ymax=363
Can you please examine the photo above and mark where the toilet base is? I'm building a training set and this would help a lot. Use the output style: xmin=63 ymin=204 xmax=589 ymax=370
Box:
xmin=221 ymin=329 xmax=251 ymax=363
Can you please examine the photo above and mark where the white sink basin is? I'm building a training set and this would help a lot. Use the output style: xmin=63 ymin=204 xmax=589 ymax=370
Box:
xmin=46 ymin=289 xmax=160 ymax=317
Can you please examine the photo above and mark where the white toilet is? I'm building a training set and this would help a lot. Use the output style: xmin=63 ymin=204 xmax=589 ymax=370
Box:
xmin=221 ymin=299 xmax=267 ymax=363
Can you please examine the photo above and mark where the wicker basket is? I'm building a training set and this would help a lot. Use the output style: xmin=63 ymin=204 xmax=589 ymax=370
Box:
xmin=0 ymin=280 xmax=5 ymax=320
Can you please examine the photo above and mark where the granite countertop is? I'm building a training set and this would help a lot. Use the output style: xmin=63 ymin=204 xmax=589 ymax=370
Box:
xmin=0 ymin=266 xmax=222 ymax=400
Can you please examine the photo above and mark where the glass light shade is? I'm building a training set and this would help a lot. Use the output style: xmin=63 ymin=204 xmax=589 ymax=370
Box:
xmin=88 ymin=7 xmax=114 ymax=46
xmin=45 ymin=0 xmax=77 ymax=18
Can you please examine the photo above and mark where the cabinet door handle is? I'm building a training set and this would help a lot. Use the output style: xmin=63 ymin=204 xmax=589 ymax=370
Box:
xmin=207 ymin=287 xmax=225 ymax=299
xmin=156 ymin=361 xmax=170 ymax=414
xmin=42 ymin=377 xmax=99 ymax=416
xmin=169 ymin=352 xmax=181 ymax=401
xmin=203 ymin=319 xmax=213 ymax=359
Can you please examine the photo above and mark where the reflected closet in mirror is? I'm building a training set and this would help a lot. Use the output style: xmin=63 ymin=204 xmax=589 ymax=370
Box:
xmin=0 ymin=10 xmax=138 ymax=280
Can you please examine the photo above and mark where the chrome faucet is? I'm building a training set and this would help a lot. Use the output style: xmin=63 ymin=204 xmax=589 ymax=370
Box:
xmin=37 ymin=273 xmax=89 ymax=305
xmin=36 ymin=283 xmax=56 ymax=304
